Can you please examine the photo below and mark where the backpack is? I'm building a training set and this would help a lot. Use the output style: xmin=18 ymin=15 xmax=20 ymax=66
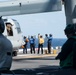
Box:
xmin=25 ymin=38 xmax=29 ymax=42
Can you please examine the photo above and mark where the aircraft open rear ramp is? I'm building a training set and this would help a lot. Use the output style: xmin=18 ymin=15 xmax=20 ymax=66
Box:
xmin=0 ymin=0 xmax=62 ymax=16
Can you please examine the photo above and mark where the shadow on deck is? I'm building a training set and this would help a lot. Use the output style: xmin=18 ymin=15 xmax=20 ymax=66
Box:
xmin=0 ymin=66 xmax=76 ymax=75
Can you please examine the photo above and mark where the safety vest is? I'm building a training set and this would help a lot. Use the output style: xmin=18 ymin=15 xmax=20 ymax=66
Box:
xmin=60 ymin=51 xmax=73 ymax=68
xmin=30 ymin=38 xmax=35 ymax=44
xmin=39 ymin=38 xmax=44 ymax=44
xmin=60 ymin=36 xmax=76 ymax=68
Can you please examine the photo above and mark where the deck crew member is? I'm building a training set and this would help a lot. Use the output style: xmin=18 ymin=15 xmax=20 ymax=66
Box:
xmin=55 ymin=24 xmax=76 ymax=69
xmin=23 ymin=36 xmax=29 ymax=54
xmin=47 ymin=34 xmax=53 ymax=54
xmin=38 ymin=35 xmax=44 ymax=54
xmin=29 ymin=36 xmax=35 ymax=54
xmin=0 ymin=17 xmax=13 ymax=71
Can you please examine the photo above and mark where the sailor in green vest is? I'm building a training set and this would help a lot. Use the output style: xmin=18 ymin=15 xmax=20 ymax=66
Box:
xmin=55 ymin=24 xmax=76 ymax=69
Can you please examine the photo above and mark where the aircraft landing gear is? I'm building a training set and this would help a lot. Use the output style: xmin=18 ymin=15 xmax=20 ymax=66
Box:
xmin=13 ymin=51 xmax=17 ymax=56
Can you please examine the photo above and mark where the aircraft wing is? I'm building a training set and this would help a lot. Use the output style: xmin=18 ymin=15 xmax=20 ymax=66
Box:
xmin=0 ymin=0 xmax=62 ymax=16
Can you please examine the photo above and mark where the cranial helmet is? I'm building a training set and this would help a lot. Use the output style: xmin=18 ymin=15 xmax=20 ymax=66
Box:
xmin=0 ymin=17 xmax=5 ymax=33
xmin=64 ymin=24 xmax=76 ymax=35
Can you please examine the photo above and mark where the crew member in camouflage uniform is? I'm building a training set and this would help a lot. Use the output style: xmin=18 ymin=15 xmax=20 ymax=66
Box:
xmin=55 ymin=24 xmax=76 ymax=69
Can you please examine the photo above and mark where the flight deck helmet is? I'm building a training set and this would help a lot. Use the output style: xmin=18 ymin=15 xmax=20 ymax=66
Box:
xmin=64 ymin=24 xmax=76 ymax=35
xmin=45 ymin=34 xmax=48 ymax=37
xmin=0 ymin=17 xmax=5 ymax=33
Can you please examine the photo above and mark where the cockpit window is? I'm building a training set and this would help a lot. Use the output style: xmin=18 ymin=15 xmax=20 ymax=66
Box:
xmin=14 ymin=20 xmax=21 ymax=34
xmin=6 ymin=23 xmax=13 ymax=36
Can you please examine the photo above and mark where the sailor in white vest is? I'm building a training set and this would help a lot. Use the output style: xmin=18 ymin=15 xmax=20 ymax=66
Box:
xmin=0 ymin=17 xmax=13 ymax=71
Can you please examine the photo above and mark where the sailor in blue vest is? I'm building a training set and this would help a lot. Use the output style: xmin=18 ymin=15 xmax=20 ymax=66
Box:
xmin=0 ymin=17 xmax=13 ymax=72
xmin=48 ymin=34 xmax=53 ymax=54
xmin=29 ymin=36 xmax=35 ymax=54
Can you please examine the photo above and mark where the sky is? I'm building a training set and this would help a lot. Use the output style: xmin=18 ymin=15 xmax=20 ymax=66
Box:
xmin=1 ymin=0 xmax=67 ymax=38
